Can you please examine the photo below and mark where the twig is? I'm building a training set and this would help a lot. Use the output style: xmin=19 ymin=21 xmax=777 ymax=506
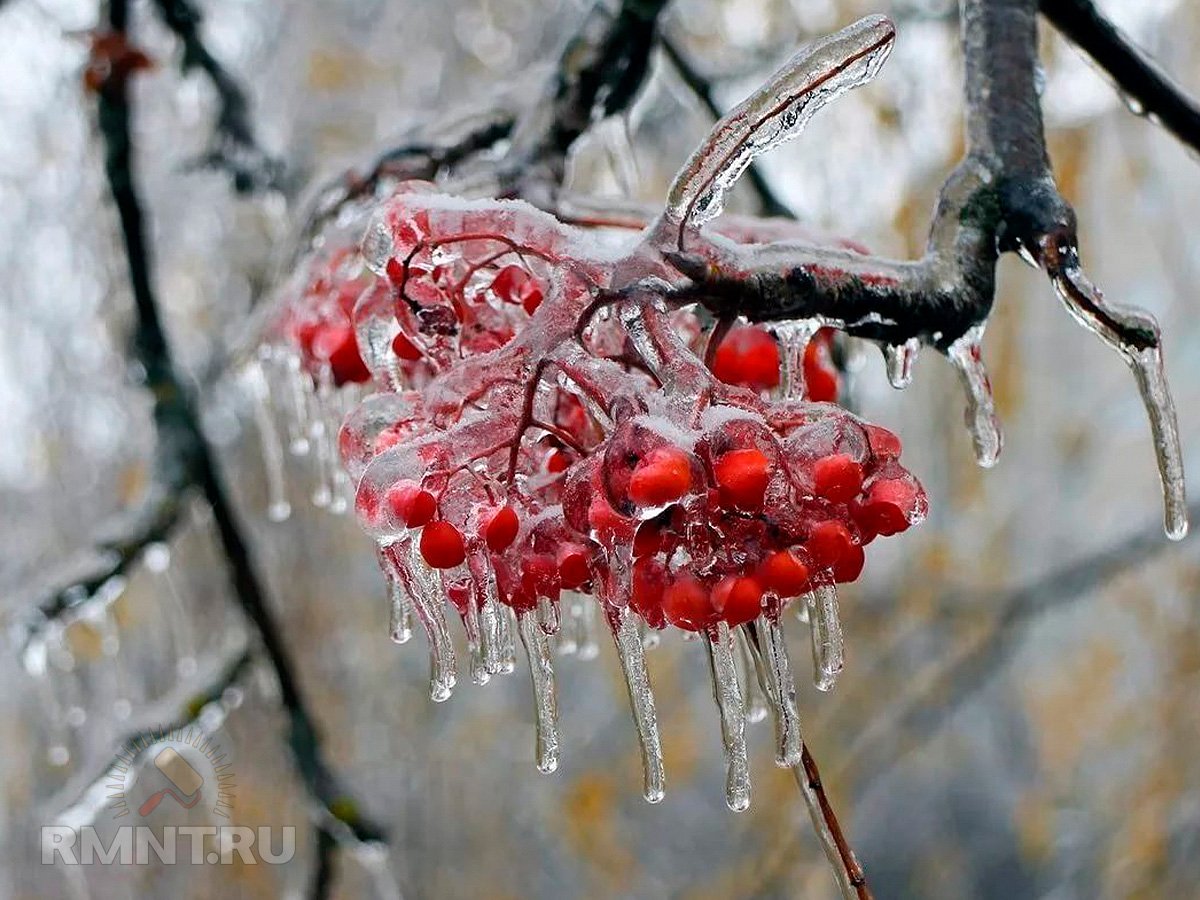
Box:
xmin=22 ymin=491 xmax=183 ymax=648
xmin=659 ymin=36 xmax=794 ymax=218
xmin=148 ymin=0 xmax=285 ymax=193
xmin=1041 ymin=0 xmax=1200 ymax=155
xmin=793 ymin=744 xmax=873 ymax=900
xmin=95 ymin=0 xmax=383 ymax=874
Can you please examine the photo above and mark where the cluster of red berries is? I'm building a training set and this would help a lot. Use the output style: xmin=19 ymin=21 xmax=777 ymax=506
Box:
xmin=311 ymin=184 xmax=927 ymax=637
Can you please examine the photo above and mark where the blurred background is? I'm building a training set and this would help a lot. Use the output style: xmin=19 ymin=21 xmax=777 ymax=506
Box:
xmin=2 ymin=0 xmax=1200 ymax=897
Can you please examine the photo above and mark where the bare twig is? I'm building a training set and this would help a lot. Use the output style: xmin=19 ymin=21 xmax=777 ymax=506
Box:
xmin=1041 ymin=0 xmax=1200 ymax=154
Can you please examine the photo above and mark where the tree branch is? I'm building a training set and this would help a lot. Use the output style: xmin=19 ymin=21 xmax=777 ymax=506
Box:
xmin=148 ymin=0 xmax=285 ymax=193
xmin=1041 ymin=0 xmax=1200 ymax=154
xmin=658 ymin=35 xmax=795 ymax=218
xmin=94 ymin=0 xmax=383 ymax=873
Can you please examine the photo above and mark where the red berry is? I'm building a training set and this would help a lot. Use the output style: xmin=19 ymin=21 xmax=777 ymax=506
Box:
xmin=312 ymin=325 xmax=370 ymax=386
xmin=711 ymin=575 xmax=764 ymax=626
xmin=758 ymin=550 xmax=810 ymax=597
xmin=832 ymin=542 xmax=864 ymax=583
xmin=392 ymin=331 xmax=423 ymax=361
xmin=856 ymin=478 xmax=919 ymax=536
xmin=806 ymin=520 xmax=856 ymax=572
xmin=632 ymin=522 xmax=666 ymax=557
xmin=812 ymin=454 xmax=864 ymax=503
xmin=420 ymin=521 xmax=466 ymax=569
xmin=558 ymin=547 xmax=591 ymax=588
xmin=628 ymin=447 xmax=693 ymax=507
xmin=803 ymin=333 xmax=838 ymax=402
xmin=661 ymin=575 xmax=713 ymax=631
xmin=711 ymin=326 xmax=781 ymax=391
xmin=713 ymin=448 xmax=772 ymax=511
xmin=863 ymin=424 xmax=902 ymax=460
xmin=484 ymin=506 xmax=519 ymax=552
xmin=631 ymin=557 xmax=668 ymax=629
xmin=547 ymin=449 xmax=570 ymax=473
xmin=386 ymin=482 xmax=437 ymax=527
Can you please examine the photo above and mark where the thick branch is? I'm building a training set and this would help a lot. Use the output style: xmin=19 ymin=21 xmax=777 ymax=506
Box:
xmin=1041 ymin=0 xmax=1200 ymax=154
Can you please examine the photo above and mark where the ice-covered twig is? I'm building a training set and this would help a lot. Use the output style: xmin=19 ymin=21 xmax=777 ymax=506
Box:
xmin=1041 ymin=0 xmax=1200 ymax=154
xmin=502 ymin=0 xmax=671 ymax=189
xmin=148 ymin=0 xmax=285 ymax=193
xmin=658 ymin=36 xmax=794 ymax=218
xmin=91 ymin=3 xmax=385 ymax=883
xmin=793 ymin=743 xmax=872 ymax=900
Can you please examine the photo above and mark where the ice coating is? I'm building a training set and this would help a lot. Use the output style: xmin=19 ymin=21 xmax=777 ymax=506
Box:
xmin=884 ymin=338 xmax=920 ymax=390
xmin=664 ymin=15 xmax=895 ymax=238
xmin=611 ymin=608 xmax=665 ymax=803
xmin=947 ymin=324 xmax=1003 ymax=468
xmin=1047 ymin=263 xmax=1188 ymax=539
xmin=805 ymin=582 xmax=844 ymax=692
xmin=706 ymin=622 xmax=751 ymax=812
xmin=518 ymin=612 xmax=560 ymax=774
xmin=757 ymin=615 xmax=804 ymax=767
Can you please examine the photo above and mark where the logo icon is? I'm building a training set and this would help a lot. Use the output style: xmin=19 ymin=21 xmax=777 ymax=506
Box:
xmin=107 ymin=727 xmax=235 ymax=821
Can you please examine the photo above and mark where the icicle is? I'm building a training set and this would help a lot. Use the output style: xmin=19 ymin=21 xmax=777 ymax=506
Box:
xmin=603 ymin=114 xmax=641 ymax=197
xmin=758 ymin=615 xmax=804 ymax=767
xmin=517 ymin=611 xmax=560 ymax=774
xmin=883 ymin=338 xmax=919 ymax=390
xmin=1048 ymin=265 xmax=1188 ymax=540
xmin=308 ymin=362 xmax=337 ymax=508
xmin=611 ymin=608 xmax=665 ymax=803
xmin=735 ymin=627 xmax=770 ymax=724
xmin=804 ymin=583 xmax=844 ymax=692
xmin=278 ymin=349 xmax=312 ymax=455
xmin=459 ymin=581 xmax=489 ymax=686
xmin=773 ymin=320 xmax=819 ymax=399
xmin=947 ymin=324 xmax=1002 ymax=468
xmin=706 ymin=621 xmax=751 ymax=811
xmin=536 ymin=594 xmax=560 ymax=636
xmin=376 ymin=544 xmax=412 ymax=644
xmin=388 ymin=581 xmax=412 ymax=644
xmin=395 ymin=542 xmax=457 ymax=701
xmin=244 ymin=357 xmax=292 ymax=521
xmin=665 ymin=15 xmax=894 ymax=233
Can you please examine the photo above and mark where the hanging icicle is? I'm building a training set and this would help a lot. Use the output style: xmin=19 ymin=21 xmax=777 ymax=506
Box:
xmin=610 ymin=607 xmax=665 ymax=803
xmin=706 ymin=621 xmax=752 ymax=812
xmin=517 ymin=611 xmax=560 ymax=774
xmin=805 ymin=582 xmax=844 ymax=692
xmin=946 ymin=324 xmax=1002 ymax=468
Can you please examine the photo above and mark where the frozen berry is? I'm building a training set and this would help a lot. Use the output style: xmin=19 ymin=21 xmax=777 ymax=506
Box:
xmin=711 ymin=575 xmax=764 ymax=626
xmin=386 ymin=482 xmax=437 ymax=528
xmin=758 ymin=550 xmax=810 ymax=597
xmin=628 ymin=447 xmax=693 ymax=507
xmin=812 ymin=454 xmax=864 ymax=503
xmin=484 ymin=506 xmax=519 ymax=552
xmin=420 ymin=521 xmax=466 ymax=569
xmin=713 ymin=448 xmax=772 ymax=511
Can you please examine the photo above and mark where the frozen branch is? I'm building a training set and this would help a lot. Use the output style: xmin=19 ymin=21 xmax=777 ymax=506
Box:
xmin=1041 ymin=0 xmax=1200 ymax=154
xmin=662 ymin=0 xmax=1188 ymax=534
xmin=148 ymin=0 xmax=285 ymax=192
xmin=91 ymin=0 xmax=384 ymax=877
xmin=659 ymin=35 xmax=795 ymax=218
